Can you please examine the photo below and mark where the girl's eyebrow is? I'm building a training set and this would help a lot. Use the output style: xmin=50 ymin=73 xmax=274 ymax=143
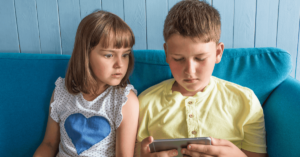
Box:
xmin=99 ymin=49 xmax=131 ymax=53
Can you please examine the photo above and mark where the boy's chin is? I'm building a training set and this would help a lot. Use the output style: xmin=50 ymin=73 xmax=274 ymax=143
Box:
xmin=182 ymin=84 xmax=206 ymax=92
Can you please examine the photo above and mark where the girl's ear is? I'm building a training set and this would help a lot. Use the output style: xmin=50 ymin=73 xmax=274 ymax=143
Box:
xmin=215 ymin=42 xmax=224 ymax=64
xmin=163 ymin=43 xmax=169 ymax=64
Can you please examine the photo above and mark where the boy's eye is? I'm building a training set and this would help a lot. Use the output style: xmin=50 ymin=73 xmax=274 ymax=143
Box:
xmin=104 ymin=54 xmax=113 ymax=58
xmin=173 ymin=58 xmax=184 ymax=61
xmin=196 ymin=58 xmax=205 ymax=61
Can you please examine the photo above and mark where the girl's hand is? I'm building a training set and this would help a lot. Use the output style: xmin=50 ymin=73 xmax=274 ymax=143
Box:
xmin=181 ymin=137 xmax=247 ymax=157
xmin=140 ymin=136 xmax=178 ymax=157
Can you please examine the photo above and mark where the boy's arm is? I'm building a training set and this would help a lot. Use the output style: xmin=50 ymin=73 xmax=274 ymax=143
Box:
xmin=242 ymin=149 xmax=267 ymax=157
xmin=33 ymin=91 xmax=60 ymax=157
xmin=115 ymin=90 xmax=139 ymax=157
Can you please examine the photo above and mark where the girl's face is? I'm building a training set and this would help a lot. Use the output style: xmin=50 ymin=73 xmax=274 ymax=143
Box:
xmin=89 ymin=41 xmax=131 ymax=88
xmin=164 ymin=34 xmax=224 ymax=96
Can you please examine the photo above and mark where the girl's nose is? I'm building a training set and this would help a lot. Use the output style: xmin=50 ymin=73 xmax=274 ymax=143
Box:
xmin=113 ymin=56 xmax=123 ymax=68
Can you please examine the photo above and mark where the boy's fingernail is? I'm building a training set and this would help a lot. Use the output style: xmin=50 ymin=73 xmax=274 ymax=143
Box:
xmin=173 ymin=151 xmax=177 ymax=155
xmin=188 ymin=145 xmax=192 ymax=149
xmin=182 ymin=150 xmax=185 ymax=153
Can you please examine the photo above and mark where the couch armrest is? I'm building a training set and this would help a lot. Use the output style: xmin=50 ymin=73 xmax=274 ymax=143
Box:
xmin=263 ymin=76 xmax=300 ymax=157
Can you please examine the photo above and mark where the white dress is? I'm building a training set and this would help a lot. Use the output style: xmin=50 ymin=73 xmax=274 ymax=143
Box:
xmin=50 ymin=77 xmax=137 ymax=157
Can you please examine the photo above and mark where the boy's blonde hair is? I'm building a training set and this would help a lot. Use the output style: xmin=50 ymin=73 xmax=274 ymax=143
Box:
xmin=65 ymin=10 xmax=135 ymax=95
xmin=163 ymin=0 xmax=221 ymax=43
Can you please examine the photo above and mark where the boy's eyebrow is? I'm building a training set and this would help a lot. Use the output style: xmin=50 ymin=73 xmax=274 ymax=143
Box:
xmin=171 ymin=52 xmax=206 ymax=56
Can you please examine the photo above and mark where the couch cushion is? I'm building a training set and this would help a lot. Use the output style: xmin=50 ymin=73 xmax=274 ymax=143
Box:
xmin=131 ymin=47 xmax=292 ymax=104
xmin=0 ymin=53 xmax=70 ymax=156
xmin=0 ymin=47 xmax=292 ymax=156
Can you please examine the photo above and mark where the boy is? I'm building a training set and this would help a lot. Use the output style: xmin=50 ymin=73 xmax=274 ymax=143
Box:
xmin=136 ymin=0 xmax=267 ymax=157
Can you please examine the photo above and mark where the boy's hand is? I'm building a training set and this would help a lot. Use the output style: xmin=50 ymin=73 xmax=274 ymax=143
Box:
xmin=181 ymin=137 xmax=247 ymax=157
xmin=140 ymin=136 xmax=178 ymax=157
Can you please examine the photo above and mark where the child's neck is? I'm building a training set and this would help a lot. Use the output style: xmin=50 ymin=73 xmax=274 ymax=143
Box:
xmin=82 ymin=84 xmax=109 ymax=101
xmin=172 ymin=81 xmax=206 ymax=97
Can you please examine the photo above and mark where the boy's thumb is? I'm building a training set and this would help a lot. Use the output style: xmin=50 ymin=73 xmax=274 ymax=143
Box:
xmin=210 ymin=136 xmax=232 ymax=147
xmin=141 ymin=136 xmax=154 ymax=153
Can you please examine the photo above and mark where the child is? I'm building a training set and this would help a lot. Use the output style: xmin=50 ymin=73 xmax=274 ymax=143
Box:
xmin=136 ymin=1 xmax=267 ymax=157
xmin=34 ymin=11 xmax=139 ymax=157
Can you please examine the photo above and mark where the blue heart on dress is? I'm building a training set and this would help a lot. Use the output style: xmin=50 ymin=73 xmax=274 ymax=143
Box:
xmin=64 ymin=113 xmax=111 ymax=155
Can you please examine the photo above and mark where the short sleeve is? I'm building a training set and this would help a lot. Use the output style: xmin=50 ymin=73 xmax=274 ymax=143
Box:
xmin=114 ymin=84 xmax=137 ymax=129
xmin=242 ymin=91 xmax=267 ymax=153
xmin=50 ymin=77 xmax=65 ymax=123
xmin=134 ymin=93 xmax=150 ymax=157
xmin=136 ymin=94 xmax=150 ymax=143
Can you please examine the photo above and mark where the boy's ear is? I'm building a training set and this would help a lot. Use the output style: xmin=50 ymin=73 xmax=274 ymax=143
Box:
xmin=163 ymin=43 xmax=169 ymax=63
xmin=215 ymin=42 xmax=224 ymax=64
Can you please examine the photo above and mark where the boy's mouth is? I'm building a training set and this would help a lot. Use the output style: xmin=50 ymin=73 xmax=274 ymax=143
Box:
xmin=184 ymin=78 xmax=198 ymax=83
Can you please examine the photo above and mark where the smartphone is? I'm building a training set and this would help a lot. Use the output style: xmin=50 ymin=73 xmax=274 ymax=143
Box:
xmin=149 ymin=137 xmax=211 ymax=157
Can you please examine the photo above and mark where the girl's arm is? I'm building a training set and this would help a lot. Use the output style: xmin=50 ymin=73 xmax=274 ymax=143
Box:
xmin=115 ymin=90 xmax=139 ymax=157
xmin=242 ymin=149 xmax=267 ymax=157
xmin=33 ymin=91 xmax=60 ymax=157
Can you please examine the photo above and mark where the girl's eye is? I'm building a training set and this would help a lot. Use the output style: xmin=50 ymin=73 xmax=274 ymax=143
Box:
xmin=104 ymin=54 xmax=113 ymax=58
xmin=173 ymin=58 xmax=184 ymax=61
xmin=122 ymin=53 xmax=130 ymax=58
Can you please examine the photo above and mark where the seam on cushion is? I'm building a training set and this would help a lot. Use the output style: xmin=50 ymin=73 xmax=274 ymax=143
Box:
xmin=0 ymin=58 xmax=70 ymax=60
xmin=135 ymin=51 xmax=291 ymax=64
xmin=135 ymin=60 xmax=169 ymax=66
xmin=221 ymin=51 xmax=291 ymax=59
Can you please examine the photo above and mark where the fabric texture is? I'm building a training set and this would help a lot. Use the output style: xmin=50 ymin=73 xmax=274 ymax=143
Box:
xmin=263 ymin=76 xmax=300 ymax=157
xmin=50 ymin=77 xmax=136 ymax=157
xmin=137 ymin=76 xmax=266 ymax=154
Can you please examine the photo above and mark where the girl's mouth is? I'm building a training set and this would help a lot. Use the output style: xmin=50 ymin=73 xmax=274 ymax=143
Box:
xmin=112 ymin=73 xmax=122 ymax=78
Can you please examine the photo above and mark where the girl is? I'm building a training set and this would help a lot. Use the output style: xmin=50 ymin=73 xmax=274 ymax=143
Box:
xmin=34 ymin=11 xmax=139 ymax=157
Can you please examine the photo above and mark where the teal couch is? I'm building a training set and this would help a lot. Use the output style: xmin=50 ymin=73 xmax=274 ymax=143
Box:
xmin=0 ymin=48 xmax=299 ymax=157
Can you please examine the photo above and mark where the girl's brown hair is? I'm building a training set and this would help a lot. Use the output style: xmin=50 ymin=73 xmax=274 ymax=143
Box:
xmin=65 ymin=10 xmax=135 ymax=95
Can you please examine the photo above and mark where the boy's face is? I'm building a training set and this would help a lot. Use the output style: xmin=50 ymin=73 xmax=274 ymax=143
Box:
xmin=164 ymin=34 xmax=224 ymax=95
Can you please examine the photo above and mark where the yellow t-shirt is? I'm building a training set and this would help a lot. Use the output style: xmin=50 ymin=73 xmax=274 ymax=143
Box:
xmin=137 ymin=76 xmax=266 ymax=153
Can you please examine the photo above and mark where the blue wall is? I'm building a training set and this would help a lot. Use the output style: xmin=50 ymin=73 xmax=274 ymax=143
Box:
xmin=1 ymin=0 xmax=300 ymax=81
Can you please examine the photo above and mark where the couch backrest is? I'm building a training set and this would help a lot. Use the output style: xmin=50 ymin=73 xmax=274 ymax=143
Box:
xmin=131 ymin=47 xmax=292 ymax=103
xmin=0 ymin=47 xmax=292 ymax=156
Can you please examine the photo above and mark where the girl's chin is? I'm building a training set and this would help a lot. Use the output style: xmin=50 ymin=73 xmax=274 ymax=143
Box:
xmin=106 ymin=81 xmax=122 ymax=86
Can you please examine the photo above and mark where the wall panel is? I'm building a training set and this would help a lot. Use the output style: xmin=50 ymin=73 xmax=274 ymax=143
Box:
xmin=205 ymin=0 xmax=211 ymax=5
xmin=57 ymin=0 xmax=81 ymax=55
xmin=296 ymin=22 xmax=300 ymax=80
xmin=213 ymin=0 xmax=234 ymax=48
xmin=146 ymin=0 xmax=168 ymax=50
xmin=233 ymin=0 xmax=256 ymax=48
xmin=0 ymin=0 xmax=19 ymax=53
xmin=102 ymin=0 xmax=124 ymax=20
xmin=1 ymin=0 xmax=300 ymax=81
xmin=277 ymin=0 xmax=300 ymax=78
xmin=255 ymin=0 xmax=278 ymax=48
xmin=79 ymin=0 xmax=101 ymax=19
xmin=124 ymin=0 xmax=147 ymax=50
xmin=168 ymin=0 xmax=181 ymax=11
xmin=15 ymin=0 xmax=40 ymax=53
xmin=36 ymin=0 xmax=62 ymax=54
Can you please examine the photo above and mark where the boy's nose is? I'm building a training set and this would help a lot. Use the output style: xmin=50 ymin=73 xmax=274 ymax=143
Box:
xmin=184 ymin=61 xmax=196 ymax=75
